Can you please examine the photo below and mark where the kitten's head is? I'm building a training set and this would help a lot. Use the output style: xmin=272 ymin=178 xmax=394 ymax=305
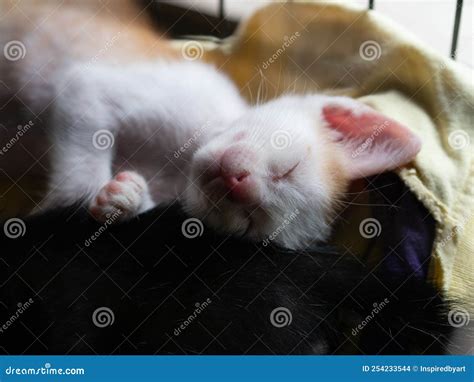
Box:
xmin=183 ymin=95 xmax=421 ymax=249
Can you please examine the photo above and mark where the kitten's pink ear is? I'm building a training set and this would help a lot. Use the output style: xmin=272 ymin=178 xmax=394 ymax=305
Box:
xmin=322 ymin=103 xmax=421 ymax=180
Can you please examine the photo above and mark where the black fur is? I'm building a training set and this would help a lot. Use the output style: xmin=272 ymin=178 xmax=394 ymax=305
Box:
xmin=0 ymin=203 xmax=453 ymax=355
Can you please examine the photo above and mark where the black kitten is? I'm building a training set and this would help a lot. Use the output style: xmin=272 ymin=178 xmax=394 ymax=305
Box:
xmin=1 ymin=204 xmax=453 ymax=355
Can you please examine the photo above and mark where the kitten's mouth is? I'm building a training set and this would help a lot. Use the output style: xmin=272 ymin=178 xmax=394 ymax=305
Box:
xmin=242 ymin=206 xmax=262 ymax=237
xmin=200 ymin=171 xmax=260 ymax=206
xmin=242 ymin=217 xmax=253 ymax=237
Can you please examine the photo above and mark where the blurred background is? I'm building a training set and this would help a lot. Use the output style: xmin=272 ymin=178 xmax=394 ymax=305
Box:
xmin=149 ymin=0 xmax=472 ymax=67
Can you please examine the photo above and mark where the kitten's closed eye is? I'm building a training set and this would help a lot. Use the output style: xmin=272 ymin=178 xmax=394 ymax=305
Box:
xmin=184 ymin=95 xmax=421 ymax=250
xmin=271 ymin=160 xmax=300 ymax=182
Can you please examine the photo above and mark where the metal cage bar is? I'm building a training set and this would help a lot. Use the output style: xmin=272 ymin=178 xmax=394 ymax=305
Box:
xmin=450 ymin=0 xmax=463 ymax=59
xmin=218 ymin=0 xmax=225 ymax=22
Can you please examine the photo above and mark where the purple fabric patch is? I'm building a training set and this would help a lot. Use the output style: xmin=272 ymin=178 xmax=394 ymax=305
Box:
xmin=369 ymin=173 xmax=435 ymax=281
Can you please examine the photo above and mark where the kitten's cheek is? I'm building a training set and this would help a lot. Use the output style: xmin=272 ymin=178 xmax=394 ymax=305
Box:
xmin=192 ymin=149 xmax=225 ymax=182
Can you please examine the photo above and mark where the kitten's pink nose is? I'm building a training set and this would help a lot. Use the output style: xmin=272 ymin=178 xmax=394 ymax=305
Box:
xmin=220 ymin=147 xmax=257 ymax=204
xmin=221 ymin=172 xmax=253 ymax=203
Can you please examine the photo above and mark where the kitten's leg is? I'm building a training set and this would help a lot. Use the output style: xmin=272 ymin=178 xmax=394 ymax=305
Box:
xmin=89 ymin=171 xmax=155 ymax=222
xmin=36 ymin=68 xmax=156 ymax=220
xmin=41 ymin=141 xmax=155 ymax=221
xmin=35 ymin=73 xmax=118 ymax=213
xmin=38 ymin=138 xmax=114 ymax=212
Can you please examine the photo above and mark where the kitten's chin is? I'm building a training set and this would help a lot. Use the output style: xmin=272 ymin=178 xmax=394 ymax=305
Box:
xmin=187 ymin=202 xmax=332 ymax=250
xmin=182 ymin=189 xmax=250 ymax=237
xmin=183 ymin=182 xmax=333 ymax=250
xmin=206 ymin=207 xmax=253 ymax=237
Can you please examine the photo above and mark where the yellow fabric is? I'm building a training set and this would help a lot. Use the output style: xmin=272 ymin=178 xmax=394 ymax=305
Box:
xmin=197 ymin=2 xmax=473 ymax=308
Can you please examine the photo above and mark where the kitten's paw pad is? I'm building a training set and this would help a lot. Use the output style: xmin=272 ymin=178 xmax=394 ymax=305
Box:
xmin=89 ymin=171 xmax=149 ymax=222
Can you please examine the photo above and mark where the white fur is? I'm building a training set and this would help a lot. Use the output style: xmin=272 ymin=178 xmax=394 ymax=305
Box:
xmin=42 ymin=60 xmax=247 ymax=206
xmin=17 ymin=58 xmax=419 ymax=250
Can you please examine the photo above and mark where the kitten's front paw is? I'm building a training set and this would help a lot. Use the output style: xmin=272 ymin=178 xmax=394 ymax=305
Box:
xmin=89 ymin=171 xmax=150 ymax=223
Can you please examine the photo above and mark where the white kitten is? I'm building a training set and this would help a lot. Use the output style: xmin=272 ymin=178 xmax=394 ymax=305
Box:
xmin=28 ymin=57 xmax=420 ymax=250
